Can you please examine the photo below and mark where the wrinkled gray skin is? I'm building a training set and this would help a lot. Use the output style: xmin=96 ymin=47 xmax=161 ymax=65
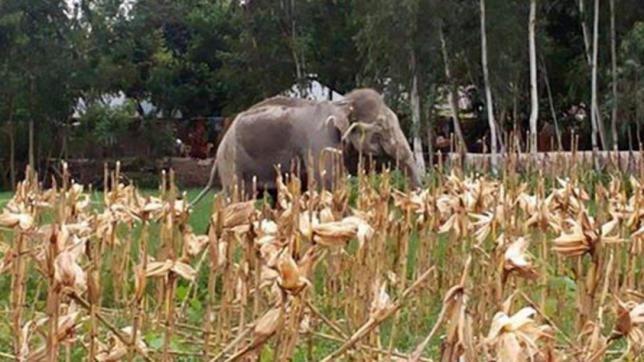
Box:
xmin=192 ymin=88 xmax=422 ymax=204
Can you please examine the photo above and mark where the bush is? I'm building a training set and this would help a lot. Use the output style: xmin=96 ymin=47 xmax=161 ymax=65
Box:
xmin=80 ymin=99 xmax=135 ymax=149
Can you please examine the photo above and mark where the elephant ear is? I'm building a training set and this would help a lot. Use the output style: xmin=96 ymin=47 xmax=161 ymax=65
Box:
xmin=328 ymin=99 xmax=355 ymax=133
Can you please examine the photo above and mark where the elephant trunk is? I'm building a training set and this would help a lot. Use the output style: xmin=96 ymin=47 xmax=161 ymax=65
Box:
xmin=387 ymin=124 xmax=423 ymax=189
xmin=403 ymin=156 xmax=422 ymax=189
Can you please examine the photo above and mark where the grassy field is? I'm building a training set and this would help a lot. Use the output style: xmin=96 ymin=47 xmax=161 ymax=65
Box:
xmin=0 ymin=169 xmax=642 ymax=361
xmin=1 ymin=188 xmax=214 ymax=230
xmin=0 ymin=192 xmax=11 ymax=205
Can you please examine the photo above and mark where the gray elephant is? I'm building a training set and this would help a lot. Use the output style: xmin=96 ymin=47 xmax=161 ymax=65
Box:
xmin=192 ymin=88 xmax=422 ymax=204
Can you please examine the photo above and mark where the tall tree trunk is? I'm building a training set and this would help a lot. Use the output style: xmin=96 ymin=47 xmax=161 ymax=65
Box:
xmin=28 ymin=77 xmax=36 ymax=173
xmin=581 ymin=0 xmax=608 ymax=150
xmin=29 ymin=120 xmax=35 ymax=171
xmin=5 ymin=97 xmax=16 ymax=189
xmin=426 ymin=118 xmax=434 ymax=168
xmin=591 ymin=0 xmax=606 ymax=151
xmin=439 ymin=25 xmax=466 ymax=153
xmin=410 ymin=50 xmax=427 ymax=176
xmin=541 ymin=58 xmax=563 ymax=150
xmin=579 ymin=0 xmax=593 ymax=64
xmin=627 ymin=122 xmax=633 ymax=152
xmin=287 ymin=0 xmax=306 ymax=96
xmin=512 ymin=80 xmax=519 ymax=150
xmin=493 ymin=118 xmax=506 ymax=152
xmin=480 ymin=0 xmax=498 ymax=170
xmin=426 ymin=90 xmax=435 ymax=168
xmin=8 ymin=121 xmax=16 ymax=190
xmin=528 ymin=0 xmax=539 ymax=155
xmin=610 ymin=0 xmax=618 ymax=149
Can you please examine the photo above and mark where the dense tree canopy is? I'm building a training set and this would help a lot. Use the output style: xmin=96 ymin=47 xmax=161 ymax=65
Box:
xmin=0 ymin=0 xmax=643 ymax=188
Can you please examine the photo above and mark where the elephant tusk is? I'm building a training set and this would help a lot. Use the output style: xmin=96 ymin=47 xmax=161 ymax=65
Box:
xmin=341 ymin=122 xmax=360 ymax=141
xmin=341 ymin=122 xmax=378 ymax=141
xmin=323 ymin=115 xmax=336 ymax=129
xmin=322 ymin=147 xmax=343 ymax=155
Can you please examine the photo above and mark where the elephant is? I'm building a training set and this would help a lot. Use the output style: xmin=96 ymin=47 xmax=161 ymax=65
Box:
xmin=192 ymin=88 xmax=422 ymax=204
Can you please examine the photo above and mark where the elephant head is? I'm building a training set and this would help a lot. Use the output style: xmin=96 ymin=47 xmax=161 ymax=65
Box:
xmin=333 ymin=89 xmax=422 ymax=188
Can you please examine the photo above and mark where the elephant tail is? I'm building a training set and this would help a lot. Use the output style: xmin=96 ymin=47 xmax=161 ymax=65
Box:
xmin=190 ymin=157 xmax=218 ymax=207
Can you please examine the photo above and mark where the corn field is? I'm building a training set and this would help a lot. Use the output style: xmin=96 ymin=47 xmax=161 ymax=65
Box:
xmin=0 ymin=160 xmax=643 ymax=361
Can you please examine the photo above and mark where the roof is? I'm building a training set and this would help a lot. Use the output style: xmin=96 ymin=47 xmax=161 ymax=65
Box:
xmin=283 ymin=79 xmax=344 ymax=101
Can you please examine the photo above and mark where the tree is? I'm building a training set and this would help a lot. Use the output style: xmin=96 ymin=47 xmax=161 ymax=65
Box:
xmin=405 ymin=1 xmax=427 ymax=175
xmin=618 ymin=22 xmax=644 ymax=146
xmin=355 ymin=0 xmax=434 ymax=171
xmin=528 ymin=0 xmax=538 ymax=154
xmin=0 ymin=0 xmax=81 ymax=181
xmin=590 ymin=0 xmax=602 ymax=155
xmin=438 ymin=25 xmax=467 ymax=152
xmin=480 ymin=0 xmax=497 ymax=168
xmin=610 ymin=0 xmax=618 ymax=149
xmin=216 ymin=3 xmax=294 ymax=111
xmin=306 ymin=0 xmax=361 ymax=94
xmin=0 ymin=5 xmax=24 ymax=188
xmin=579 ymin=0 xmax=608 ymax=150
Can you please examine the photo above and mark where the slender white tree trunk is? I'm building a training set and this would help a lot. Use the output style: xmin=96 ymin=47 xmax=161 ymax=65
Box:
xmin=528 ymin=0 xmax=539 ymax=155
xmin=610 ymin=0 xmax=618 ymax=149
xmin=28 ymin=77 xmax=36 ymax=171
xmin=581 ymin=0 xmax=608 ymax=150
xmin=439 ymin=26 xmax=466 ymax=153
xmin=480 ymin=0 xmax=497 ymax=170
xmin=287 ymin=0 xmax=306 ymax=97
xmin=591 ymin=0 xmax=601 ymax=153
xmin=579 ymin=0 xmax=593 ymax=64
xmin=410 ymin=50 xmax=427 ymax=175
xmin=542 ymin=59 xmax=563 ymax=150
xmin=29 ymin=119 xmax=35 ymax=170
xmin=8 ymin=121 xmax=16 ymax=189
xmin=425 ymin=89 xmax=435 ymax=168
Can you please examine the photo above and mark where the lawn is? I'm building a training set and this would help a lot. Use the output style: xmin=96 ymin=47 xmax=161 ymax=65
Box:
xmin=0 ymin=192 xmax=10 ymax=205
xmin=2 ymin=188 xmax=214 ymax=232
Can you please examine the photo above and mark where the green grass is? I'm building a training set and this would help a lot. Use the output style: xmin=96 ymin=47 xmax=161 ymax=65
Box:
xmin=1 ymin=188 xmax=214 ymax=232
xmin=0 ymin=191 xmax=11 ymax=206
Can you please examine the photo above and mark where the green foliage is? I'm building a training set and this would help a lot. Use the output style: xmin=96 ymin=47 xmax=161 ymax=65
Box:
xmin=81 ymin=100 xmax=134 ymax=148
xmin=619 ymin=21 xmax=644 ymax=127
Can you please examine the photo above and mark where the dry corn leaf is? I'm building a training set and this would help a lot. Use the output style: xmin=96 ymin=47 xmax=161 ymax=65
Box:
xmin=223 ymin=201 xmax=255 ymax=229
xmin=255 ymin=306 xmax=283 ymax=337
xmin=503 ymin=237 xmax=538 ymax=280
xmin=96 ymin=326 xmax=148 ymax=362
xmin=145 ymin=260 xmax=197 ymax=281
xmin=0 ymin=208 xmax=33 ymax=230
xmin=298 ymin=212 xmax=319 ymax=240
xmin=486 ymin=307 xmax=553 ymax=362
xmin=256 ymin=219 xmax=278 ymax=235
xmin=276 ymin=252 xmax=309 ymax=293
xmin=54 ymin=251 xmax=87 ymax=292
xmin=312 ymin=220 xmax=357 ymax=247
xmin=470 ymin=212 xmax=494 ymax=245
xmin=369 ymin=281 xmax=393 ymax=320
xmin=552 ymin=220 xmax=591 ymax=257
xmin=615 ymin=300 xmax=644 ymax=354
xmin=341 ymin=216 xmax=374 ymax=247
xmin=184 ymin=232 xmax=209 ymax=257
